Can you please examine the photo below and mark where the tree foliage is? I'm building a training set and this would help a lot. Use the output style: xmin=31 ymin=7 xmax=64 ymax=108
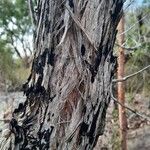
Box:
xmin=0 ymin=0 xmax=32 ymax=62
xmin=0 ymin=0 xmax=32 ymax=89
xmin=0 ymin=40 xmax=15 ymax=85
xmin=124 ymin=1 xmax=150 ymax=94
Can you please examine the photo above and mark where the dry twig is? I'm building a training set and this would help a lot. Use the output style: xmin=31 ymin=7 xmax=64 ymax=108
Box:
xmin=111 ymin=64 xmax=150 ymax=121
xmin=113 ymin=65 xmax=150 ymax=83
xmin=110 ymin=84 xmax=150 ymax=122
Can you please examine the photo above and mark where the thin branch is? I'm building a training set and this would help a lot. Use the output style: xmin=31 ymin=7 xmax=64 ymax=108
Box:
xmin=124 ymin=0 xmax=135 ymax=10
xmin=110 ymin=84 xmax=150 ymax=122
xmin=4 ymin=27 xmax=32 ymax=58
xmin=0 ymin=31 xmax=5 ymax=37
xmin=115 ymin=43 xmax=141 ymax=51
xmin=115 ymin=40 xmax=149 ymax=51
xmin=10 ymin=36 xmax=23 ymax=59
xmin=0 ymin=119 xmax=11 ymax=122
xmin=113 ymin=65 xmax=150 ymax=83
xmin=65 ymin=119 xmax=83 ymax=142
xmin=56 ymin=121 xmax=71 ymax=125
xmin=10 ymin=18 xmax=24 ymax=32
xmin=25 ymin=42 xmax=33 ymax=55
xmin=117 ymin=13 xmax=148 ymax=36
xmin=20 ymin=36 xmax=28 ymax=57
xmin=28 ymin=0 xmax=36 ymax=27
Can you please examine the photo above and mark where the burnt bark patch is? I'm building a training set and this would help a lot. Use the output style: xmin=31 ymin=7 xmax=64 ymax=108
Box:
xmin=90 ymin=50 xmax=102 ymax=83
xmin=23 ymin=78 xmax=46 ymax=97
xmin=68 ymin=0 xmax=74 ymax=11
xmin=40 ymin=49 xmax=49 ymax=67
xmin=87 ymin=102 xmax=101 ymax=144
xmin=34 ymin=85 xmax=46 ymax=95
xmin=37 ymin=127 xmax=54 ymax=150
xmin=32 ymin=48 xmax=49 ymax=75
xmin=33 ymin=57 xmax=44 ymax=75
xmin=47 ymin=48 xmax=55 ymax=66
xmin=13 ymin=103 xmax=24 ymax=114
xmin=81 ymin=44 xmax=86 ymax=56
xmin=79 ymin=122 xmax=89 ymax=136
xmin=9 ymin=118 xmax=26 ymax=145
xmin=111 ymin=2 xmax=123 ymax=21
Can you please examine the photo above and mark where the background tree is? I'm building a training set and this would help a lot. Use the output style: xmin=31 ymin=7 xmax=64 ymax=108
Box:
xmin=125 ymin=0 xmax=150 ymax=95
xmin=0 ymin=0 xmax=32 ymax=90
xmin=0 ymin=40 xmax=15 ymax=90
xmin=0 ymin=0 xmax=32 ymax=68
xmin=108 ymin=1 xmax=150 ymax=149
xmin=1 ymin=0 xmax=124 ymax=149
xmin=117 ymin=15 xmax=127 ymax=150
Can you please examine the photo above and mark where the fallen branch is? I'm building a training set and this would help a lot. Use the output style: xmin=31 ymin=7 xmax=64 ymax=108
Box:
xmin=113 ymin=64 xmax=150 ymax=83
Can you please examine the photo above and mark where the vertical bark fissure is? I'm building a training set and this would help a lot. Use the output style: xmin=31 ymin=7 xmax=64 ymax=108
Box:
xmin=1 ymin=0 xmax=124 ymax=150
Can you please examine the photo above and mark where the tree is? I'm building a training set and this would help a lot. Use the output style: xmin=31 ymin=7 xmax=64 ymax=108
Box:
xmin=1 ymin=0 xmax=124 ymax=149
xmin=117 ymin=15 xmax=127 ymax=150
xmin=0 ymin=0 xmax=32 ymax=67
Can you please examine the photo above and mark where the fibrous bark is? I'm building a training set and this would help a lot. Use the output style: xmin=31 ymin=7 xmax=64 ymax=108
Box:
xmin=1 ymin=0 xmax=123 ymax=149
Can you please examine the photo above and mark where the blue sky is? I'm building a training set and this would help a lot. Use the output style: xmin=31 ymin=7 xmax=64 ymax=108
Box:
xmin=124 ymin=0 xmax=146 ymax=10
xmin=126 ymin=0 xmax=144 ymax=6
xmin=137 ymin=0 xmax=144 ymax=5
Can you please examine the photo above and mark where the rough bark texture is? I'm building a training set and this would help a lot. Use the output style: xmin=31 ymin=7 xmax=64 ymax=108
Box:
xmin=117 ymin=15 xmax=128 ymax=150
xmin=1 ymin=0 xmax=123 ymax=149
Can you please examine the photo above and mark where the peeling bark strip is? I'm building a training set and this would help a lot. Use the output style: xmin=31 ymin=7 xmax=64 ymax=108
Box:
xmin=1 ymin=0 xmax=124 ymax=150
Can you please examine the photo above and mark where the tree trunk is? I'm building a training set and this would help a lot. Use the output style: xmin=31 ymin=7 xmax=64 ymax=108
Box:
xmin=117 ymin=15 xmax=128 ymax=150
xmin=1 ymin=0 xmax=123 ymax=149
